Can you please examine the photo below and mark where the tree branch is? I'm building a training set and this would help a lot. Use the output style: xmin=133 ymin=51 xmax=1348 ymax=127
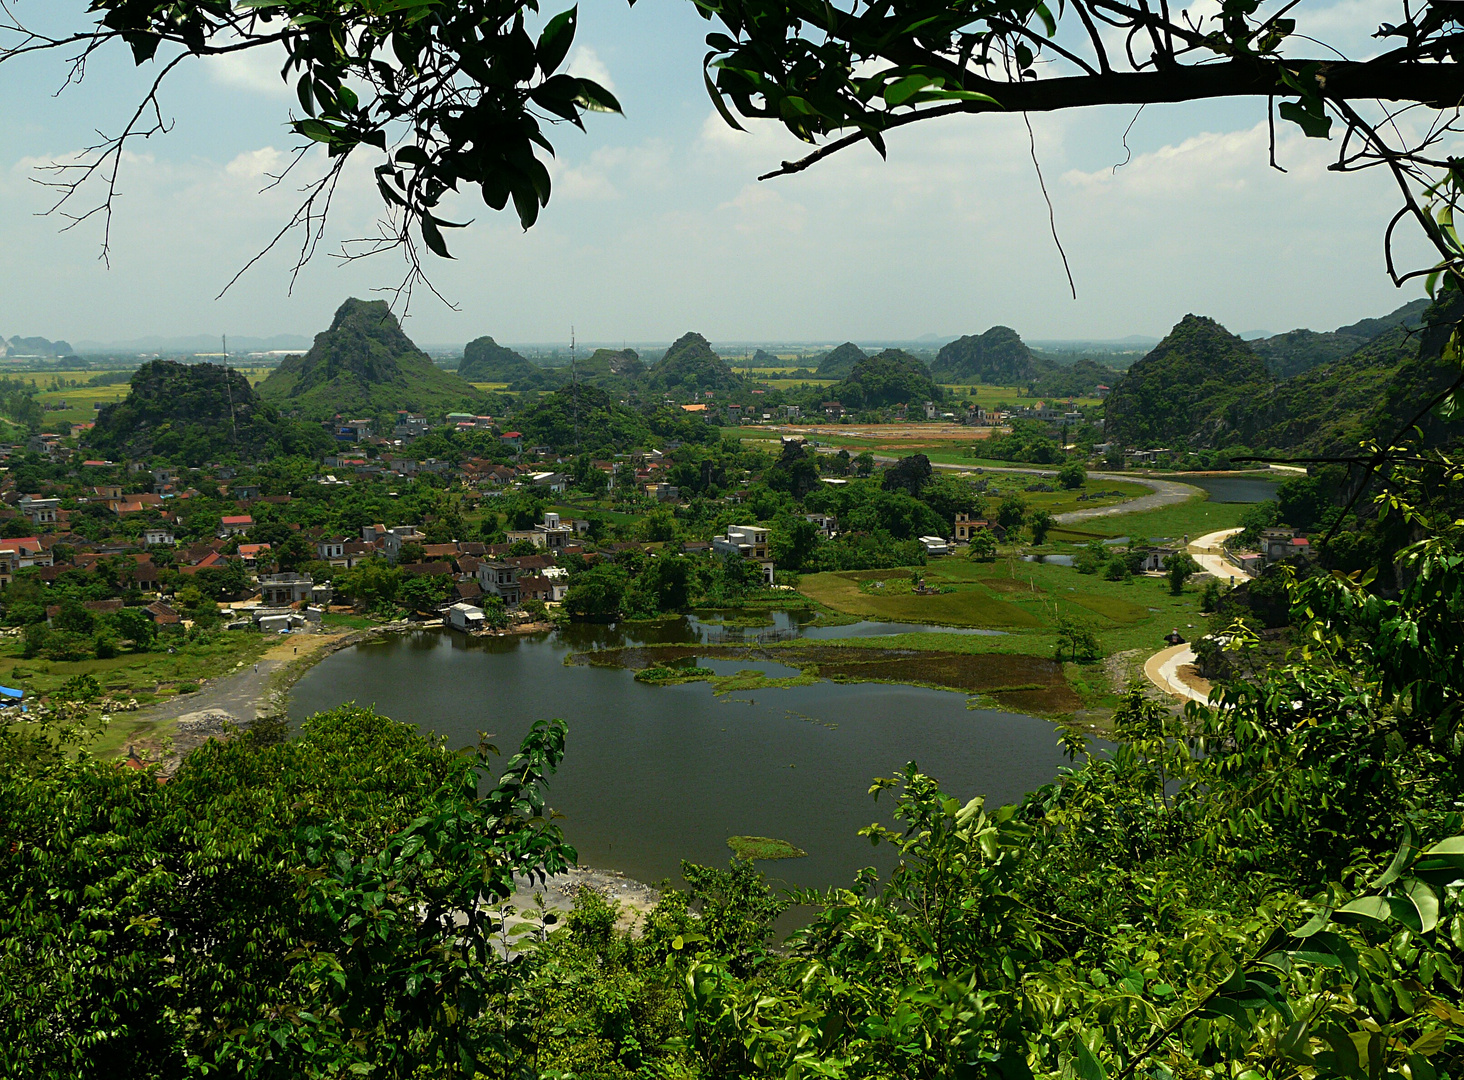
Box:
xmin=758 ymin=60 xmax=1462 ymax=181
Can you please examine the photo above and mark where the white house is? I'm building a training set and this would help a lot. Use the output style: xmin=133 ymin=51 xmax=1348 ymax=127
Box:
xmin=476 ymin=561 xmax=522 ymax=606
xmin=144 ymin=527 xmax=174 ymax=546
xmin=447 ymin=602 xmax=486 ymax=631
xmin=534 ymin=512 xmax=575 ymax=551
xmin=712 ymin=525 xmax=775 ymax=583
xmin=18 ymin=496 xmax=60 ymax=526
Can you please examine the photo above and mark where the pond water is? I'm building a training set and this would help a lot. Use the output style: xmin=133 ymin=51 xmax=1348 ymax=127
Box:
xmin=289 ymin=618 xmax=1074 ymax=890
xmin=1179 ymin=475 xmax=1280 ymax=503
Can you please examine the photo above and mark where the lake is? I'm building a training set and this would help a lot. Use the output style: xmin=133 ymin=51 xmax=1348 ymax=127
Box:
xmin=289 ymin=618 xmax=1075 ymax=890
xmin=1178 ymin=474 xmax=1280 ymax=503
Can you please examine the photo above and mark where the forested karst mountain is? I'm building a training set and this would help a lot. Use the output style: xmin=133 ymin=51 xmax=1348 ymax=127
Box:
xmin=644 ymin=333 xmax=744 ymax=395
xmin=2 ymin=335 xmax=73 ymax=357
xmin=1211 ymin=292 xmax=1464 ymax=454
xmin=1249 ymin=298 xmax=1430 ymax=378
xmin=1104 ymin=315 xmax=1271 ymax=447
xmin=575 ymin=348 xmax=646 ymax=391
xmin=458 ymin=336 xmax=559 ymax=390
xmin=1031 ymin=357 xmax=1121 ymax=397
xmin=815 ymin=342 xmax=868 ymax=378
xmin=86 ymin=360 xmax=333 ymax=464
xmin=827 ymin=350 xmax=943 ymax=409
xmin=258 ymin=299 xmax=484 ymax=419
xmin=931 ymin=326 xmax=1049 ymax=383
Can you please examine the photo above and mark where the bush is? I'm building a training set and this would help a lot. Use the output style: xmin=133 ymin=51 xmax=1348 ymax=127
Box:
xmin=175 ymin=683 xmax=199 ymax=694
xmin=54 ymin=674 xmax=101 ymax=702
xmin=42 ymin=630 xmax=93 ymax=662
xmin=1057 ymin=461 xmax=1086 ymax=489
xmin=1072 ymin=539 xmax=1107 ymax=575
xmin=1103 ymin=554 xmax=1132 ymax=581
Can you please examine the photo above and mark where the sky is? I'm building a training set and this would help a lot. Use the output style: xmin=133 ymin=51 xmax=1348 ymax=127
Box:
xmin=0 ymin=0 xmax=1440 ymax=349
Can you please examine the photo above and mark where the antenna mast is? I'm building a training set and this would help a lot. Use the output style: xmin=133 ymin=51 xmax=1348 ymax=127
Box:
xmin=570 ymin=325 xmax=579 ymax=453
xmin=222 ymin=334 xmax=238 ymax=445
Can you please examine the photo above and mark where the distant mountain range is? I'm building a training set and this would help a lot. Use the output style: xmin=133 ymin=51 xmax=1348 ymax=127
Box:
xmin=71 ymin=334 xmax=314 ymax=355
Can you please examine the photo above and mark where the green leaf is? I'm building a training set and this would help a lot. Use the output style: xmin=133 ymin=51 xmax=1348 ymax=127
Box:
xmin=1370 ymin=824 xmax=1416 ymax=889
xmin=573 ymin=79 xmax=622 ymax=115
xmin=884 ymin=74 xmax=934 ymax=107
xmin=1278 ymin=99 xmax=1332 ymax=138
xmin=1404 ymin=878 xmax=1440 ymax=933
xmin=1277 ymin=1021 xmax=1313 ymax=1062
xmin=1333 ymin=895 xmax=1390 ymax=925
xmin=1294 ymin=901 xmax=1333 ymax=938
xmin=1072 ymin=1038 xmax=1108 ymax=1080
xmin=420 ymin=215 xmax=453 ymax=259
xmin=537 ymin=7 xmax=578 ymax=75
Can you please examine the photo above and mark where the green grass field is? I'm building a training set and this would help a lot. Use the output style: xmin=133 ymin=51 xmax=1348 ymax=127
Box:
xmin=795 ymin=553 xmax=1209 ymax=662
xmin=1049 ymin=496 xmax=1249 ymax=543
xmin=1 ymin=631 xmax=277 ymax=756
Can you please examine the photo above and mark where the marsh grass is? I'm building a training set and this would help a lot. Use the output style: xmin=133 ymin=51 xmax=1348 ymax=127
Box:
xmin=727 ymin=836 xmax=807 ymax=861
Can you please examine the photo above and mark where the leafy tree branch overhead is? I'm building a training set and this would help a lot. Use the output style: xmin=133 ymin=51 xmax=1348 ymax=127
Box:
xmin=0 ymin=0 xmax=622 ymax=289
xmin=2 ymin=0 xmax=1461 ymax=290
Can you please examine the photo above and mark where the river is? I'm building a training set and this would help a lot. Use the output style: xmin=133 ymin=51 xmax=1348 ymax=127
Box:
xmin=289 ymin=617 xmax=1075 ymax=890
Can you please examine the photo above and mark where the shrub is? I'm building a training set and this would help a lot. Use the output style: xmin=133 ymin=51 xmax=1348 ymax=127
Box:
xmin=175 ymin=683 xmax=199 ymax=694
xmin=1057 ymin=461 xmax=1086 ymax=489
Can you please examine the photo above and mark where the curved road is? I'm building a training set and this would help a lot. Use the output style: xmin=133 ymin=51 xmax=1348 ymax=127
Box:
xmin=1144 ymin=643 xmax=1210 ymax=704
xmin=1188 ymin=527 xmax=1252 ymax=582
xmin=808 ymin=446 xmax=1203 ymax=523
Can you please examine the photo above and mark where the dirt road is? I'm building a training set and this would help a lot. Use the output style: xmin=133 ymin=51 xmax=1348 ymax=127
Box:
xmin=128 ymin=630 xmax=355 ymax=731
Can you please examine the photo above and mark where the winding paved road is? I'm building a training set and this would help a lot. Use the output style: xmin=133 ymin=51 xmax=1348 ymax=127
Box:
xmin=1144 ymin=643 xmax=1211 ymax=704
xmin=1188 ymin=527 xmax=1251 ymax=582
xmin=807 ymin=445 xmax=1203 ymax=524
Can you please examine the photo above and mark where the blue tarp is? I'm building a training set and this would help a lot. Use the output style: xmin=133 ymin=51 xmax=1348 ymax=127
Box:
xmin=0 ymin=685 xmax=24 ymax=700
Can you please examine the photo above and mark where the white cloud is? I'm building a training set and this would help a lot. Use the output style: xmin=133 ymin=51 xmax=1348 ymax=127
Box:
xmin=208 ymin=44 xmax=293 ymax=99
xmin=566 ymin=46 xmax=615 ymax=92
xmin=225 ymin=146 xmax=290 ymax=182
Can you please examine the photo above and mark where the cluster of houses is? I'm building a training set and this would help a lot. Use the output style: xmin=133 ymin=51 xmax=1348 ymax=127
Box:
xmin=1224 ymin=526 xmax=1313 ymax=575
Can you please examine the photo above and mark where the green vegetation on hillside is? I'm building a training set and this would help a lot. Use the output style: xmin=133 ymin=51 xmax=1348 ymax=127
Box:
xmin=814 ymin=341 xmax=867 ymax=377
xmin=1104 ymin=314 xmax=1271 ymax=447
xmin=825 ymin=349 xmax=942 ymax=409
xmin=644 ymin=332 xmax=745 ymax=396
xmin=1218 ymin=292 xmax=1464 ymax=454
xmin=1250 ymin=297 xmax=1429 ymax=378
xmin=458 ymin=336 xmax=560 ymax=390
xmin=931 ymin=325 xmax=1046 ymax=383
xmin=258 ymin=298 xmax=485 ymax=420
xmin=85 ymin=360 xmax=334 ymax=464
xmin=1105 ymin=296 xmax=1464 ymax=457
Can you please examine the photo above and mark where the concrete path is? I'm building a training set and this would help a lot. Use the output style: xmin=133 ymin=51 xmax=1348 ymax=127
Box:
xmin=1188 ymin=527 xmax=1251 ymax=583
xmin=1144 ymin=643 xmax=1210 ymax=704
xmin=1051 ymin=474 xmax=1199 ymax=524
